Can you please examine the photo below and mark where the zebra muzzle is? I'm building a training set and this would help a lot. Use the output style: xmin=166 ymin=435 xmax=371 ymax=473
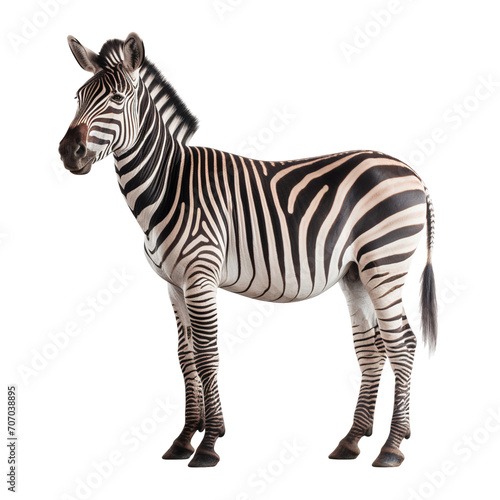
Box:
xmin=59 ymin=123 xmax=95 ymax=175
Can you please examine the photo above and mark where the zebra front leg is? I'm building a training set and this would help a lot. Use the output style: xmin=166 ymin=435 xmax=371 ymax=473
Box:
xmin=183 ymin=278 xmax=225 ymax=468
xmin=330 ymin=265 xmax=386 ymax=460
xmin=163 ymin=284 xmax=205 ymax=460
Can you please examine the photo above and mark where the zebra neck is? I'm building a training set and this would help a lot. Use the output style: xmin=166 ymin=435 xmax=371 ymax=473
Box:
xmin=114 ymin=94 xmax=184 ymax=235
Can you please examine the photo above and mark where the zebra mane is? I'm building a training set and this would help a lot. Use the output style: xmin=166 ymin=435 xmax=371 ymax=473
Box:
xmin=96 ymin=39 xmax=199 ymax=144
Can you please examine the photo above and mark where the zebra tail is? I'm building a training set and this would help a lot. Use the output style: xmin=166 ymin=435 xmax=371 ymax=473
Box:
xmin=420 ymin=190 xmax=437 ymax=354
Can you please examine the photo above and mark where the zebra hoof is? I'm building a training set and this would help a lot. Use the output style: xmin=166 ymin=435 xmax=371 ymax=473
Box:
xmin=162 ymin=440 xmax=194 ymax=460
xmin=329 ymin=439 xmax=360 ymax=460
xmin=372 ymin=447 xmax=405 ymax=467
xmin=188 ymin=448 xmax=220 ymax=467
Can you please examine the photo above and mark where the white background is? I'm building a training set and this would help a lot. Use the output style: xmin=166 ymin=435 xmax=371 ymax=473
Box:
xmin=2 ymin=1 xmax=499 ymax=499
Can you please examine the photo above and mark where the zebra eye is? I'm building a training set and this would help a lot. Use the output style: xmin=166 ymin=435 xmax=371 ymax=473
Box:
xmin=111 ymin=93 xmax=125 ymax=104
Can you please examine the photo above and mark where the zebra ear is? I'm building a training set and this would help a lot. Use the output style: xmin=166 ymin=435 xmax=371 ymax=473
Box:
xmin=67 ymin=36 xmax=101 ymax=73
xmin=122 ymin=32 xmax=144 ymax=77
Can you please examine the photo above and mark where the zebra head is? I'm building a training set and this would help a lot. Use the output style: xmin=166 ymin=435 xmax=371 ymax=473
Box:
xmin=59 ymin=33 xmax=145 ymax=175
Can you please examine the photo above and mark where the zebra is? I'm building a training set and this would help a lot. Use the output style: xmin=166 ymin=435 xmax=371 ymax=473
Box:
xmin=59 ymin=33 xmax=437 ymax=468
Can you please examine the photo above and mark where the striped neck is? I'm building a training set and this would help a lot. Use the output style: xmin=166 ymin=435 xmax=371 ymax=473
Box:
xmin=114 ymin=78 xmax=185 ymax=236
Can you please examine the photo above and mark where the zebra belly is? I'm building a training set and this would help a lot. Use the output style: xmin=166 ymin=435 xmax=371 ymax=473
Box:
xmin=144 ymin=235 xmax=348 ymax=301
xmin=219 ymin=231 xmax=354 ymax=302
xmin=219 ymin=261 xmax=350 ymax=302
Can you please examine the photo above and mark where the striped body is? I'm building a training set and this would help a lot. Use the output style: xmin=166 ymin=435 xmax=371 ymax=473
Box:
xmin=59 ymin=34 xmax=437 ymax=468
xmin=134 ymin=148 xmax=427 ymax=303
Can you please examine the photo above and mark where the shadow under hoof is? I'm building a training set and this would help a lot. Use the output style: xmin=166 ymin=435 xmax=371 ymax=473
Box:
xmin=188 ymin=448 xmax=220 ymax=468
xmin=329 ymin=440 xmax=360 ymax=460
xmin=162 ymin=441 xmax=194 ymax=460
xmin=372 ymin=447 xmax=405 ymax=467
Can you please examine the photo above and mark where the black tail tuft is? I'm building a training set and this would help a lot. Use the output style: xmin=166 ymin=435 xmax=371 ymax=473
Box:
xmin=420 ymin=262 xmax=437 ymax=354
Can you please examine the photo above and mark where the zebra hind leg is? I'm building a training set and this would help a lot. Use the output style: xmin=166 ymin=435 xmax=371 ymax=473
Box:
xmin=330 ymin=264 xmax=386 ymax=460
xmin=360 ymin=267 xmax=416 ymax=467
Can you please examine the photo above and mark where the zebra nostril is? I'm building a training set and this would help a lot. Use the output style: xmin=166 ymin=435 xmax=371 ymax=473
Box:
xmin=75 ymin=142 xmax=86 ymax=158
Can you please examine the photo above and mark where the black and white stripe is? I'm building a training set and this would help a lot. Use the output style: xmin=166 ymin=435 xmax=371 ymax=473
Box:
xmin=59 ymin=33 xmax=437 ymax=468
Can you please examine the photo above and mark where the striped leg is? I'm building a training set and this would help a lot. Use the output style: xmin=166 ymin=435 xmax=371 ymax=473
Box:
xmin=184 ymin=277 xmax=225 ymax=468
xmin=330 ymin=265 xmax=386 ymax=460
xmin=163 ymin=284 xmax=205 ymax=460
xmin=361 ymin=269 xmax=416 ymax=467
